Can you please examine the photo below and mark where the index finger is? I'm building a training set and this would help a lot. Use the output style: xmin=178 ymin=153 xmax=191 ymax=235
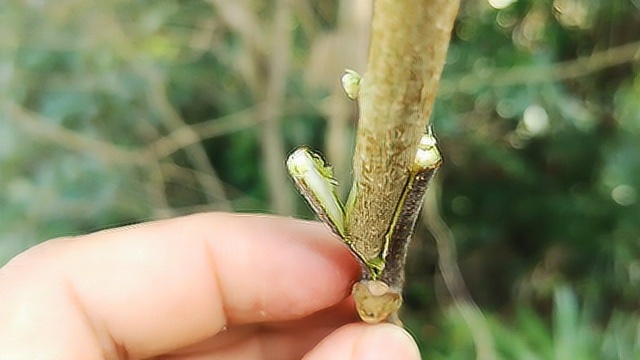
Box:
xmin=0 ymin=213 xmax=360 ymax=358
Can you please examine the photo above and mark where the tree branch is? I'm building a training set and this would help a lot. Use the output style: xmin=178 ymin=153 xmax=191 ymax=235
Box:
xmin=347 ymin=0 xmax=460 ymax=261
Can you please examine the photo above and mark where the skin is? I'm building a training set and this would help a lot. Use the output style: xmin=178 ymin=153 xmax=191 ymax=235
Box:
xmin=0 ymin=213 xmax=420 ymax=360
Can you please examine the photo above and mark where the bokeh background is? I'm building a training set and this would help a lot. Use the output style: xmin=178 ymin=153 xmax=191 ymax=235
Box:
xmin=2 ymin=0 xmax=639 ymax=358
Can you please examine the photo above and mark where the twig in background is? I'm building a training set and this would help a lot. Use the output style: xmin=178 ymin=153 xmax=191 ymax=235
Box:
xmin=149 ymin=105 xmax=263 ymax=158
xmin=4 ymin=100 xmax=174 ymax=220
xmin=147 ymin=160 xmax=174 ymax=219
xmin=422 ymin=179 xmax=496 ymax=360
xmin=159 ymin=162 xmax=244 ymax=207
xmin=259 ymin=0 xmax=294 ymax=215
xmin=439 ymin=40 xmax=640 ymax=96
xmin=4 ymin=101 xmax=144 ymax=165
xmin=140 ymin=66 xmax=231 ymax=211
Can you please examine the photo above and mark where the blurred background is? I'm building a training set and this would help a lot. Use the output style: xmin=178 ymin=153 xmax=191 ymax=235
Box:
xmin=1 ymin=0 xmax=639 ymax=358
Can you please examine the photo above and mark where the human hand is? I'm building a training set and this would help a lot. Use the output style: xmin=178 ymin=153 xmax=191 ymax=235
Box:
xmin=0 ymin=213 xmax=420 ymax=359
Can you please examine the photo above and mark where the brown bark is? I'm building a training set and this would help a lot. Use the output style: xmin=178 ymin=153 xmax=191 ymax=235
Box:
xmin=347 ymin=0 xmax=460 ymax=261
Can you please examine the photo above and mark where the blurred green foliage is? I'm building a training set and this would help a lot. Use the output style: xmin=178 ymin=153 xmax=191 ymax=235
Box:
xmin=1 ymin=0 xmax=640 ymax=358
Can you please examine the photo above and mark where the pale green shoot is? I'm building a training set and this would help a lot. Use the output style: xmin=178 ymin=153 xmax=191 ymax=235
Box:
xmin=341 ymin=69 xmax=362 ymax=100
xmin=286 ymin=147 xmax=345 ymax=238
